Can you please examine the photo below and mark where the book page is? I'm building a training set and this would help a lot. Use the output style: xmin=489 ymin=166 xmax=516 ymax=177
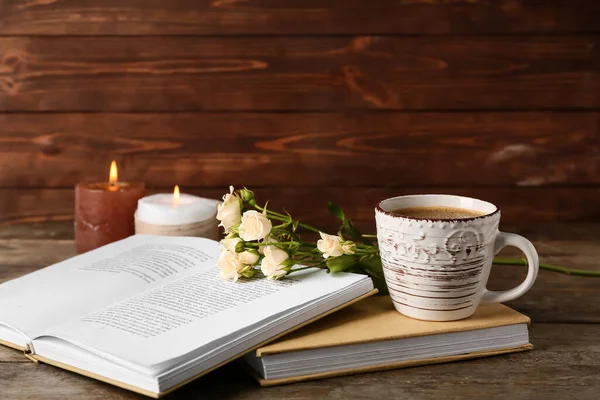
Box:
xmin=40 ymin=269 xmax=368 ymax=371
xmin=0 ymin=235 xmax=220 ymax=342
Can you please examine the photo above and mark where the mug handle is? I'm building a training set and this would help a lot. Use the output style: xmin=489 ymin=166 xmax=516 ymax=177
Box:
xmin=482 ymin=232 xmax=539 ymax=304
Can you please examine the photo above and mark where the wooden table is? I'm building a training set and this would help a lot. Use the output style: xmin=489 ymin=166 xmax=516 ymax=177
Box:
xmin=1 ymin=222 xmax=599 ymax=399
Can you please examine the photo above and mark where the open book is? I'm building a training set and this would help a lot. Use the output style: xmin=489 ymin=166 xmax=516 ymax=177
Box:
xmin=0 ymin=235 xmax=375 ymax=397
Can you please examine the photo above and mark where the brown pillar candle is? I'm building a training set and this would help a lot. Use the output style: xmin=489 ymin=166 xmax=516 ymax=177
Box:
xmin=75 ymin=161 xmax=145 ymax=253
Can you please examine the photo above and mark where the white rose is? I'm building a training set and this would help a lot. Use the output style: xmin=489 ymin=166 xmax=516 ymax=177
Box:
xmin=260 ymin=246 xmax=290 ymax=280
xmin=218 ymin=250 xmax=244 ymax=282
xmin=239 ymin=210 xmax=272 ymax=241
xmin=317 ymin=232 xmax=344 ymax=258
xmin=238 ymin=250 xmax=260 ymax=265
xmin=217 ymin=186 xmax=242 ymax=231
xmin=221 ymin=236 xmax=242 ymax=253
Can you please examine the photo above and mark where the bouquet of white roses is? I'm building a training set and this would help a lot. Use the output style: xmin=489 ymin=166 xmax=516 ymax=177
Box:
xmin=215 ymin=186 xmax=386 ymax=289
xmin=216 ymin=187 xmax=598 ymax=291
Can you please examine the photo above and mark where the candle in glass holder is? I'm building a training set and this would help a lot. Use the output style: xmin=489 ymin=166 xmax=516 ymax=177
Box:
xmin=75 ymin=161 xmax=145 ymax=253
xmin=135 ymin=185 xmax=218 ymax=239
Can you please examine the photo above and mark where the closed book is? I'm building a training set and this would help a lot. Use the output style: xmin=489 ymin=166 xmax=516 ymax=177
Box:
xmin=243 ymin=296 xmax=532 ymax=386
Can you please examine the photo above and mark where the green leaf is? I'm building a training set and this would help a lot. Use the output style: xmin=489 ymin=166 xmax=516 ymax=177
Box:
xmin=358 ymin=256 xmax=387 ymax=294
xmin=327 ymin=202 xmax=346 ymax=221
xmin=326 ymin=255 xmax=358 ymax=273
xmin=359 ymin=255 xmax=383 ymax=278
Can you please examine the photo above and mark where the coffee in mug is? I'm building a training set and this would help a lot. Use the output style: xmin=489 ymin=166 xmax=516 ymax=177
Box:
xmin=391 ymin=206 xmax=486 ymax=220
xmin=375 ymin=195 xmax=539 ymax=322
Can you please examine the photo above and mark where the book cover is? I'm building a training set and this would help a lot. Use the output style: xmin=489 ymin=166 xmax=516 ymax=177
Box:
xmin=248 ymin=296 xmax=532 ymax=386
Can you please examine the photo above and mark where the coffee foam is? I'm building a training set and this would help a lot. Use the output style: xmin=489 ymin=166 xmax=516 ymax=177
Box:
xmin=391 ymin=206 xmax=487 ymax=220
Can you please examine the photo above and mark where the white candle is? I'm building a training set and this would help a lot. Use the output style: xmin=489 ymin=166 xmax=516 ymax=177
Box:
xmin=136 ymin=186 xmax=217 ymax=225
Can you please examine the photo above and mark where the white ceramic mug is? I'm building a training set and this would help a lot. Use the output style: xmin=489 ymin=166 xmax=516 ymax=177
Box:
xmin=375 ymin=194 xmax=539 ymax=321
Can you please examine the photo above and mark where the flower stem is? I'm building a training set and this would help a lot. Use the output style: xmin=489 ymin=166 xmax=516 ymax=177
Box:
xmin=263 ymin=214 xmax=286 ymax=222
xmin=353 ymin=249 xmax=376 ymax=255
xmin=362 ymin=234 xmax=378 ymax=238
xmin=493 ymin=258 xmax=600 ymax=277
xmin=294 ymin=250 xmax=318 ymax=256
xmin=248 ymin=200 xmax=288 ymax=219
xmin=249 ymin=202 xmax=322 ymax=234
xmin=246 ymin=241 xmax=299 ymax=247
xmin=290 ymin=220 xmax=321 ymax=234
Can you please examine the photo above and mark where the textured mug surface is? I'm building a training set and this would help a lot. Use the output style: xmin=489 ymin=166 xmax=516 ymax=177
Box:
xmin=375 ymin=194 xmax=538 ymax=321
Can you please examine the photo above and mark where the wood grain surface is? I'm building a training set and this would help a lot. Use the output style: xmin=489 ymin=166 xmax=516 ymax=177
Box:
xmin=1 ymin=223 xmax=600 ymax=398
xmin=0 ymin=323 xmax=598 ymax=399
xmin=0 ymin=36 xmax=598 ymax=111
xmin=2 ymin=187 xmax=599 ymax=232
xmin=1 ymin=2 xmax=599 ymax=398
xmin=1 ymin=111 xmax=598 ymax=188
xmin=1 ymin=0 xmax=599 ymax=35
xmin=1 ymin=2 xmax=600 ymax=225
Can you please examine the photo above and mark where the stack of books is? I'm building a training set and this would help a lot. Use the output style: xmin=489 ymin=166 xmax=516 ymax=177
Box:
xmin=0 ymin=235 xmax=531 ymax=397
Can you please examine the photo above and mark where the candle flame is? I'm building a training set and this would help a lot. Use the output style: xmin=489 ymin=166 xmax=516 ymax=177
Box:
xmin=109 ymin=161 xmax=118 ymax=184
xmin=174 ymin=185 xmax=180 ymax=202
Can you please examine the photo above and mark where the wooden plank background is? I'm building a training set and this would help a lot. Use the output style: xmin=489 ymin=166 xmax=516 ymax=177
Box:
xmin=1 ymin=0 xmax=599 ymax=230
xmin=0 ymin=36 xmax=598 ymax=111
xmin=1 ymin=0 xmax=599 ymax=35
